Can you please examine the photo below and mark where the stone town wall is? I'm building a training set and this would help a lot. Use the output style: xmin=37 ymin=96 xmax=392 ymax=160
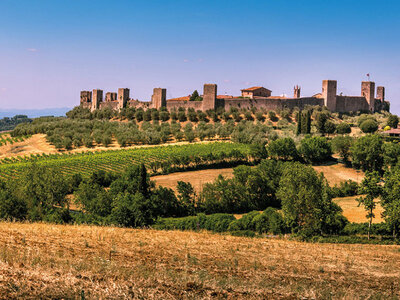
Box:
xmin=218 ymin=97 xmax=324 ymax=111
xmin=335 ymin=96 xmax=369 ymax=113
xmin=128 ymin=100 xmax=151 ymax=109
xmin=99 ymin=101 xmax=119 ymax=110
xmin=166 ymin=100 xmax=204 ymax=111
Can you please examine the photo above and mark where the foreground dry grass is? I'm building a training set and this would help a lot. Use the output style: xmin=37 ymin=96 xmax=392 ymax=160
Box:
xmin=0 ymin=223 xmax=399 ymax=299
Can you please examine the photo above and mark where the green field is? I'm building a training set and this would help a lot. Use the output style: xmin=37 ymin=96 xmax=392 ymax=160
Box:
xmin=0 ymin=142 xmax=253 ymax=179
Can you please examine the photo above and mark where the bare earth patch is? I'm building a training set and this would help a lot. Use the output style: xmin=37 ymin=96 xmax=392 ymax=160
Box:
xmin=0 ymin=222 xmax=399 ymax=299
xmin=152 ymin=168 xmax=235 ymax=193
xmin=313 ymin=162 xmax=364 ymax=185
xmin=334 ymin=196 xmax=384 ymax=223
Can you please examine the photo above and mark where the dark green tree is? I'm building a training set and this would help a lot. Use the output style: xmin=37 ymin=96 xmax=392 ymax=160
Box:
xmin=360 ymin=119 xmax=378 ymax=133
xmin=331 ymin=136 xmax=353 ymax=164
xmin=296 ymin=111 xmax=302 ymax=135
xmin=387 ymin=114 xmax=399 ymax=128
xmin=357 ymin=171 xmax=382 ymax=240
xmin=267 ymin=137 xmax=299 ymax=161
xmin=382 ymin=165 xmax=400 ymax=237
xmin=299 ymin=136 xmax=332 ymax=163
xmin=350 ymin=135 xmax=383 ymax=173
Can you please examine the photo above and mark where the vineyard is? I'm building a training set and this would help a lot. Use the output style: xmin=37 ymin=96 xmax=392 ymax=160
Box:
xmin=0 ymin=142 xmax=254 ymax=180
xmin=0 ymin=133 xmax=30 ymax=146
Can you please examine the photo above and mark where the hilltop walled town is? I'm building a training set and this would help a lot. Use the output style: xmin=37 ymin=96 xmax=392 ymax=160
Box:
xmin=80 ymin=79 xmax=390 ymax=113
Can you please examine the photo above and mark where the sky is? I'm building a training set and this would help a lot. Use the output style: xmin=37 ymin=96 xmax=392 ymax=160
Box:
xmin=0 ymin=0 xmax=399 ymax=113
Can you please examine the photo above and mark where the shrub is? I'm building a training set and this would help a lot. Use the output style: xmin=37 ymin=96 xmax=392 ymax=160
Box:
xmin=336 ymin=122 xmax=351 ymax=134
xmin=387 ymin=114 xmax=399 ymax=128
xmin=177 ymin=111 xmax=187 ymax=122
xmin=255 ymin=111 xmax=265 ymax=122
xmin=360 ymin=119 xmax=378 ymax=133
xmin=324 ymin=121 xmax=336 ymax=134
xmin=268 ymin=111 xmax=278 ymax=122
xmin=267 ymin=137 xmax=298 ymax=160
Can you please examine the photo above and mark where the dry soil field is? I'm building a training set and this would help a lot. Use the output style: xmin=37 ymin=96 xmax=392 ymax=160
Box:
xmin=0 ymin=222 xmax=399 ymax=299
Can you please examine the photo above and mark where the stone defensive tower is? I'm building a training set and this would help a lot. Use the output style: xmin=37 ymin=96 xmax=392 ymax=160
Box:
xmin=377 ymin=86 xmax=385 ymax=101
xmin=105 ymin=92 xmax=117 ymax=102
xmin=293 ymin=85 xmax=301 ymax=98
xmin=92 ymin=89 xmax=103 ymax=112
xmin=322 ymin=80 xmax=337 ymax=111
xmin=202 ymin=84 xmax=217 ymax=111
xmin=118 ymin=88 xmax=130 ymax=109
xmin=80 ymin=91 xmax=92 ymax=104
xmin=361 ymin=81 xmax=375 ymax=111
xmin=151 ymin=88 xmax=167 ymax=109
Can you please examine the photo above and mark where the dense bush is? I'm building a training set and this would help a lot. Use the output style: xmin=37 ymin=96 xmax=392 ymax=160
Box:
xmin=331 ymin=135 xmax=353 ymax=163
xmin=360 ymin=119 xmax=378 ymax=133
xmin=155 ymin=213 xmax=235 ymax=232
xmin=350 ymin=134 xmax=383 ymax=172
xmin=299 ymin=136 xmax=332 ymax=163
xmin=267 ymin=137 xmax=298 ymax=160
xmin=0 ymin=115 xmax=32 ymax=131
xmin=387 ymin=114 xmax=399 ymax=128
xmin=201 ymin=160 xmax=284 ymax=214
xmin=330 ymin=180 xmax=360 ymax=198
xmin=277 ymin=162 xmax=347 ymax=236
xmin=336 ymin=122 xmax=351 ymax=134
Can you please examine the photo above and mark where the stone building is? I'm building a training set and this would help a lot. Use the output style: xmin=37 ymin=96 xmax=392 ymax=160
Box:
xmin=241 ymin=87 xmax=272 ymax=99
xmin=80 ymin=79 xmax=390 ymax=113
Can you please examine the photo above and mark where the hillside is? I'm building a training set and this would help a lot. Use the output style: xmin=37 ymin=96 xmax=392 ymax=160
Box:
xmin=0 ymin=222 xmax=399 ymax=299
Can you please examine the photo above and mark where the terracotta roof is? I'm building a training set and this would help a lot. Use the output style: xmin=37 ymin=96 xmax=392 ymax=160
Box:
xmin=385 ymin=128 xmax=400 ymax=134
xmin=217 ymin=95 xmax=233 ymax=99
xmin=241 ymin=86 xmax=272 ymax=92
xmin=168 ymin=95 xmax=191 ymax=101
xmin=312 ymin=93 xmax=323 ymax=98
xmin=266 ymin=96 xmax=288 ymax=99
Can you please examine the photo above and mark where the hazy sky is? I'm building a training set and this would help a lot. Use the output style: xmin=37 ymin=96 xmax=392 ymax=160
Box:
xmin=0 ymin=0 xmax=399 ymax=113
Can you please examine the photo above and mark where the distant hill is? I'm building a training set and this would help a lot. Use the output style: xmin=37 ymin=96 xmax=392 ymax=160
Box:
xmin=0 ymin=107 xmax=71 ymax=118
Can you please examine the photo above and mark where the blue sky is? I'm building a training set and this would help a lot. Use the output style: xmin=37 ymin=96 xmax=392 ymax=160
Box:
xmin=0 ymin=0 xmax=399 ymax=113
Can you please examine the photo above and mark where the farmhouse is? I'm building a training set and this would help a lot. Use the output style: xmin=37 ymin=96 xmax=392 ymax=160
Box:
xmin=80 ymin=80 xmax=390 ymax=113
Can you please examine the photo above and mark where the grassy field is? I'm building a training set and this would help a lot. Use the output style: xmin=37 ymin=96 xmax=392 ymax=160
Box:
xmin=0 ymin=222 xmax=399 ymax=299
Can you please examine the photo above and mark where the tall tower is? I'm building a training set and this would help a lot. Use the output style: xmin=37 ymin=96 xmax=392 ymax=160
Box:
xmin=118 ymin=88 xmax=130 ymax=109
xmin=293 ymin=85 xmax=301 ymax=98
xmin=377 ymin=86 xmax=385 ymax=101
xmin=80 ymin=91 xmax=92 ymax=104
xmin=91 ymin=89 xmax=103 ymax=112
xmin=361 ymin=81 xmax=375 ymax=111
xmin=202 ymin=84 xmax=217 ymax=111
xmin=151 ymin=88 xmax=167 ymax=109
xmin=322 ymin=80 xmax=337 ymax=111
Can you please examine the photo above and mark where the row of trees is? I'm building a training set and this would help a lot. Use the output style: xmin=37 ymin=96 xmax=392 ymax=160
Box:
xmin=0 ymin=160 xmax=349 ymax=236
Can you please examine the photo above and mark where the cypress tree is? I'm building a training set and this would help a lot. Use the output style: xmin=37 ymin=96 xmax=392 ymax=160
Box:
xmin=138 ymin=163 xmax=149 ymax=198
xmin=296 ymin=111 xmax=302 ymax=135
xmin=306 ymin=110 xmax=311 ymax=134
